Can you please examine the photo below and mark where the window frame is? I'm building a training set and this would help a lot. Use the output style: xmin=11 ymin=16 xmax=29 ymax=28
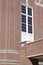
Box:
xmin=21 ymin=3 xmax=34 ymax=42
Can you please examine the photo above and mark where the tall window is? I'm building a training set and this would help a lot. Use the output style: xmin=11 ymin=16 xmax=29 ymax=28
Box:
xmin=21 ymin=5 xmax=34 ymax=42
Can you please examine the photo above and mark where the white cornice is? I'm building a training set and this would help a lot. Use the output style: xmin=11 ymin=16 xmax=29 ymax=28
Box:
xmin=0 ymin=59 xmax=19 ymax=64
xmin=0 ymin=49 xmax=19 ymax=54
xmin=27 ymin=53 xmax=43 ymax=58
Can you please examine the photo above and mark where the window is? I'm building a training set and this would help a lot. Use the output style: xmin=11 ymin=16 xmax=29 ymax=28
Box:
xmin=21 ymin=5 xmax=34 ymax=42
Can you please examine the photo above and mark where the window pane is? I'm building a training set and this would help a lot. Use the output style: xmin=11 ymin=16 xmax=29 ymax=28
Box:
xmin=22 ymin=5 xmax=26 ymax=14
xmin=28 ymin=25 xmax=32 ymax=33
xmin=28 ymin=7 xmax=32 ymax=16
xmin=22 ymin=23 xmax=26 ymax=32
xmin=22 ymin=15 xmax=26 ymax=23
xmin=28 ymin=17 xmax=32 ymax=25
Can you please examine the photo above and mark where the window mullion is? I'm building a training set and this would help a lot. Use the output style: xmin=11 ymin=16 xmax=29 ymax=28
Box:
xmin=26 ymin=6 xmax=28 ymax=38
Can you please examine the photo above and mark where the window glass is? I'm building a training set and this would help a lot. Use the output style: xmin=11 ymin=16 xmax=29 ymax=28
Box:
xmin=28 ymin=7 xmax=32 ymax=16
xmin=21 ymin=5 xmax=26 ymax=14
xmin=22 ymin=23 xmax=26 ymax=32
xmin=22 ymin=15 xmax=26 ymax=23
xmin=28 ymin=17 xmax=32 ymax=25
xmin=28 ymin=25 xmax=32 ymax=33
xmin=21 ymin=14 xmax=26 ymax=32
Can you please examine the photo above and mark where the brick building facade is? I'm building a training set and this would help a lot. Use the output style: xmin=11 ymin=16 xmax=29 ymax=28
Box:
xmin=0 ymin=0 xmax=43 ymax=65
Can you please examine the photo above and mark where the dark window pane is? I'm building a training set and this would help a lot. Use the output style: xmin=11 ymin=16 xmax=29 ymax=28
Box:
xmin=22 ymin=15 xmax=26 ymax=23
xmin=28 ymin=25 xmax=32 ymax=33
xmin=28 ymin=17 xmax=32 ymax=25
xmin=28 ymin=7 xmax=32 ymax=16
xmin=28 ymin=29 xmax=32 ymax=33
xmin=22 ymin=24 xmax=26 ymax=32
xmin=28 ymin=25 xmax=32 ymax=30
xmin=22 ymin=5 xmax=26 ymax=14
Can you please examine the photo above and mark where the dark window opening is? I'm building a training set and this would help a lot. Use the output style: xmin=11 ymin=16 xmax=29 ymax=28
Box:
xmin=22 ymin=23 xmax=26 ymax=32
xmin=22 ymin=15 xmax=26 ymax=23
xmin=28 ymin=17 xmax=32 ymax=25
xmin=28 ymin=7 xmax=32 ymax=16
xmin=21 ymin=5 xmax=26 ymax=14
xmin=28 ymin=25 xmax=32 ymax=33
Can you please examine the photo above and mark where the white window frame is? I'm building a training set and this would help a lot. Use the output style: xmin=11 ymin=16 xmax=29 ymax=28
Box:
xmin=21 ymin=4 xmax=34 ymax=42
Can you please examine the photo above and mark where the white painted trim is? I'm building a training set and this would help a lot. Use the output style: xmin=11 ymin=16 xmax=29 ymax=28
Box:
xmin=26 ymin=0 xmax=28 ymax=6
xmin=21 ymin=3 xmax=33 ymax=10
xmin=26 ymin=38 xmax=43 ymax=44
xmin=35 ymin=0 xmax=43 ymax=7
xmin=32 ymin=7 xmax=34 ymax=41
xmin=0 ymin=49 xmax=19 ymax=54
xmin=21 ymin=3 xmax=34 ymax=42
xmin=0 ymin=63 xmax=18 ymax=64
xmin=0 ymin=59 xmax=19 ymax=64
xmin=39 ymin=0 xmax=42 ymax=3
xmin=21 ymin=13 xmax=32 ymax=19
xmin=19 ymin=38 xmax=43 ymax=44
xmin=38 ymin=62 xmax=43 ymax=65
xmin=27 ymin=53 xmax=43 ymax=58
xmin=26 ymin=5 xmax=28 ymax=39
